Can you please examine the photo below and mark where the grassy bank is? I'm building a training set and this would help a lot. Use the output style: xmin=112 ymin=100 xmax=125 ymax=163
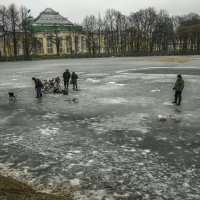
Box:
xmin=0 ymin=175 xmax=74 ymax=200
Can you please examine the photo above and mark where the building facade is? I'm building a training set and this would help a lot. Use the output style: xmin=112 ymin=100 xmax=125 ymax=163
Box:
xmin=0 ymin=8 xmax=87 ymax=58
xmin=32 ymin=8 xmax=87 ymax=56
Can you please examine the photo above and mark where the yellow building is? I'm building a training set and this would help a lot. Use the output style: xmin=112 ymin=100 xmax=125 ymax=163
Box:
xmin=0 ymin=8 xmax=87 ymax=58
xmin=32 ymin=8 xmax=87 ymax=56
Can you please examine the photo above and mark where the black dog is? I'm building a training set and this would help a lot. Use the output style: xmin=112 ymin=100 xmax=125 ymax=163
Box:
xmin=8 ymin=92 xmax=17 ymax=102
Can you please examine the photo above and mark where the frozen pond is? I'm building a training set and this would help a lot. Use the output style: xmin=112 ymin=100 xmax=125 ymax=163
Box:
xmin=0 ymin=56 xmax=200 ymax=199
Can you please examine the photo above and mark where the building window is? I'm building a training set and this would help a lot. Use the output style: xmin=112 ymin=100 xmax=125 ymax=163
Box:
xmin=80 ymin=36 xmax=85 ymax=52
xmin=47 ymin=37 xmax=53 ymax=54
xmin=66 ymin=36 xmax=71 ymax=53
xmin=59 ymin=38 xmax=62 ymax=53
xmin=36 ymin=38 xmax=43 ymax=54
xmin=74 ymin=35 xmax=79 ymax=54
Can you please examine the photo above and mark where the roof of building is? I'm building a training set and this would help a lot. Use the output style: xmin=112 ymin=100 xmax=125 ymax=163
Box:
xmin=32 ymin=8 xmax=82 ymax=32
xmin=34 ymin=8 xmax=73 ymax=25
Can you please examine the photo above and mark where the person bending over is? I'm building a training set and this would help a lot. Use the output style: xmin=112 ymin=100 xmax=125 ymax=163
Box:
xmin=32 ymin=77 xmax=43 ymax=98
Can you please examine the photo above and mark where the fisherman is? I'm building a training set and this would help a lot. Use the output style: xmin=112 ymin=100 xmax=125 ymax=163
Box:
xmin=63 ymin=69 xmax=71 ymax=89
xmin=32 ymin=77 xmax=43 ymax=98
xmin=71 ymin=72 xmax=78 ymax=90
xmin=172 ymin=74 xmax=184 ymax=105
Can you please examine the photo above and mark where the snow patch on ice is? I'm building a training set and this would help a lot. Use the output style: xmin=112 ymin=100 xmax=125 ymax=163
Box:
xmin=163 ymin=102 xmax=173 ymax=105
xmin=151 ymin=89 xmax=160 ymax=92
xmin=158 ymin=115 xmax=167 ymax=121
xmin=42 ymin=113 xmax=59 ymax=120
xmin=98 ymin=97 xmax=128 ymax=104
xmin=84 ymin=160 xmax=94 ymax=166
xmin=86 ymin=78 xmax=101 ymax=83
xmin=39 ymin=128 xmax=59 ymax=135
xmin=156 ymin=136 xmax=168 ymax=141
xmin=70 ymin=178 xmax=80 ymax=186
xmin=108 ymin=82 xmax=125 ymax=86
xmin=68 ymin=150 xmax=81 ymax=154
xmin=142 ymin=149 xmax=151 ymax=155
xmin=76 ymin=189 xmax=108 ymax=200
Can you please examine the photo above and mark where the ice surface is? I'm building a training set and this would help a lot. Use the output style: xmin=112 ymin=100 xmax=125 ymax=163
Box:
xmin=0 ymin=56 xmax=200 ymax=199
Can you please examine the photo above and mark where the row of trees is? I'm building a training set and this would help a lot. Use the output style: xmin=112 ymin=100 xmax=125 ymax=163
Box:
xmin=0 ymin=4 xmax=66 ymax=60
xmin=1 ymin=4 xmax=200 ymax=60
xmin=82 ymin=8 xmax=200 ymax=56
xmin=0 ymin=4 xmax=39 ymax=60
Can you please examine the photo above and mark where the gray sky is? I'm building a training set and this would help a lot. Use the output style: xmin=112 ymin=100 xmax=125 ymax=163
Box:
xmin=2 ymin=0 xmax=200 ymax=23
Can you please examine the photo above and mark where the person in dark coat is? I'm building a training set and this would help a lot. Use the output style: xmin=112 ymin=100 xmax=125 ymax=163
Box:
xmin=63 ymin=69 xmax=71 ymax=89
xmin=71 ymin=72 xmax=78 ymax=90
xmin=172 ymin=74 xmax=184 ymax=105
xmin=32 ymin=77 xmax=43 ymax=98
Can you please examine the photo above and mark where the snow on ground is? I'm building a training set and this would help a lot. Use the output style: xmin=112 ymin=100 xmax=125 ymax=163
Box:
xmin=0 ymin=56 xmax=200 ymax=199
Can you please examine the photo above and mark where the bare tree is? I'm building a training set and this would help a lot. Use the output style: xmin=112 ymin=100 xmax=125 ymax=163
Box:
xmin=118 ymin=15 xmax=129 ymax=54
xmin=20 ymin=6 xmax=38 ymax=60
xmin=97 ymin=13 xmax=103 ymax=54
xmin=129 ymin=11 xmax=144 ymax=52
xmin=82 ymin=15 xmax=97 ymax=55
xmin=0 ymin=5 xmax=9 ymax=58
xmin=177 ymin=13 xmax=200 ymax=53
xmin=104 ymin=9 xmax=120 ymax=54
xmin=7 ymin=3 xmax=20 ymax=60
xmin=52 ymin=27 xmax=62 ymax=56
xmin=45 ymin=25 xmax=63 ymax=56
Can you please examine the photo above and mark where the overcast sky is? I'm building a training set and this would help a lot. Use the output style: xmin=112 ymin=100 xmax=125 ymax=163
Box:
xmin=2 ymin=0 xmax=200 ymax=23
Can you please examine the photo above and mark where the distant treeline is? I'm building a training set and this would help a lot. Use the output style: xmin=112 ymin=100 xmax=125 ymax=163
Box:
xmin=82 ymin=8 xmax=200 ymax=56
xmin=0 ymin=4 xmax=39 ymax=61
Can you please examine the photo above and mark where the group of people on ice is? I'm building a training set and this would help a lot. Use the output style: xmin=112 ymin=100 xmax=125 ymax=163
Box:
xmin=32 ymin=69 xmax=78 ymax=98
xmin=32 ymin=71 xmax=184 ymax=106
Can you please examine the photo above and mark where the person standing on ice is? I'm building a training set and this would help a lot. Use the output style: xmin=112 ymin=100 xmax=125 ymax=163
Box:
xmin=32 ymin=77 xmax=43 ymax=98
xmin=63 ymin=69 xmax=71 ymax=89
xmin=71 ymin=72 xmax=78 ymax=90
xmin=172 ymin=74 xmax=184 ymax=105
